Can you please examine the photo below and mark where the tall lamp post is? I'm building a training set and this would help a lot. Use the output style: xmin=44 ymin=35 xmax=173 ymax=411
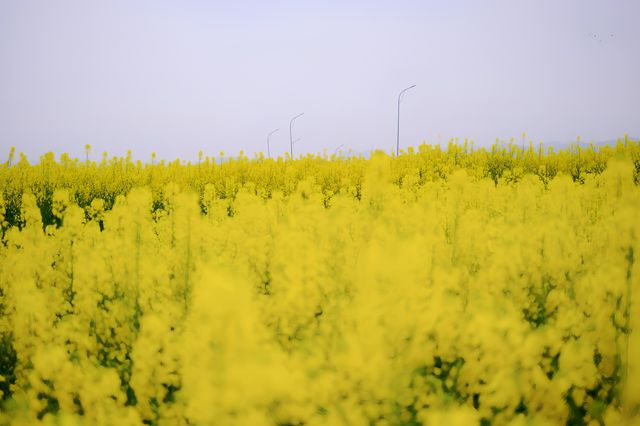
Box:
xmin=289 ymin=113 xmax=304 ymax=158
xmin=396 ymin=84 xmax=416 ymax=156
xmin=267 ymin=128 xmax=279 ymax=159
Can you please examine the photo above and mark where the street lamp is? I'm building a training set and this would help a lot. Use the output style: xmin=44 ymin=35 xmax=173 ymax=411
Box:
xmin=289 ymin=113 xmax=304 ymax=158
xmin=267 ymin=128 xmax=279 ymax=159
xmin=396 ymin=84 xmax=416 ymax=156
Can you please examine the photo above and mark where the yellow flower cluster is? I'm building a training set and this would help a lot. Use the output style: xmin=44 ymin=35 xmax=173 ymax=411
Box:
xmin=0 ymin=139 xmax=638 ymax=425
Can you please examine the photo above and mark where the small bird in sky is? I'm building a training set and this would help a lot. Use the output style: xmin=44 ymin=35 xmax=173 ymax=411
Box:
xmin=588 ymin=33 xmax=614 ymax=43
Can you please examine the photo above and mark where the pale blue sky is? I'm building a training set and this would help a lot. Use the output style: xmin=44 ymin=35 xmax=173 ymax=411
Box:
xmin=1 ymin=0 xmax=639 ymax=161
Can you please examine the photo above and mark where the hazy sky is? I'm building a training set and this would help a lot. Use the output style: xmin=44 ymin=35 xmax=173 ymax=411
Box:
xmin=1 ymin=0 xmax=639 ymax=162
